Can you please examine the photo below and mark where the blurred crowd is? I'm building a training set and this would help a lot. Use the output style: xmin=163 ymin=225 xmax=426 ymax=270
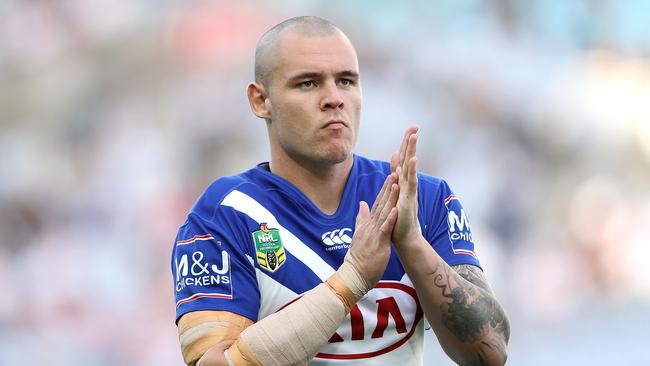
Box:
xmin=1 ymin=1 xmax=649 ymax=365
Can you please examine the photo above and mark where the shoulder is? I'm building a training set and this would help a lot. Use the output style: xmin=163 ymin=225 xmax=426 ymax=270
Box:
xmin=189 ymin=168 xmax=264 ymax=221
xmin=415 ymin=171 xmax=454 ymax=208
xmin=417 ymin=172 xmax=447 ymax=192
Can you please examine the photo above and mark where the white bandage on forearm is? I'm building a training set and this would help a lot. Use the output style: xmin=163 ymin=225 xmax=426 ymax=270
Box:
xmin=227 ymin=255 xmax=372 ymax=366
xmin=240 ymin=283 xmax=344 ymax=365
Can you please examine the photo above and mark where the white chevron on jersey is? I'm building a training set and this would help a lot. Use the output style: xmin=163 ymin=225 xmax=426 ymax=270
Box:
xmin=254 ymin=266 xmax=300 ymax=319
xmin=221 ymin=190 xmax=336 ymax=280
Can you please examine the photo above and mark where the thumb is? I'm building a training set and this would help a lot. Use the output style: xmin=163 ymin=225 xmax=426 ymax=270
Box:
xmin=355 ymin=201 xmax=370 ymax=226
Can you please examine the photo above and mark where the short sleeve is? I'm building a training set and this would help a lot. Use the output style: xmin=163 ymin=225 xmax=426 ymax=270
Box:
xmin=171 ymin=210 xmax=260 ymax=323
xmin=422 ymin=178 xmax=482 ymax=268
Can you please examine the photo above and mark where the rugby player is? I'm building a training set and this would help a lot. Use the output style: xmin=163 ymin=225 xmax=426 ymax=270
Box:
xmin=172 ymin=16 xmax=510 ymax=366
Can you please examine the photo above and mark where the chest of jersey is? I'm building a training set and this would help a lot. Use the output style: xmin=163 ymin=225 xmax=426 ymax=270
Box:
xmin=247 ymin=198 xmax=423 ymax=362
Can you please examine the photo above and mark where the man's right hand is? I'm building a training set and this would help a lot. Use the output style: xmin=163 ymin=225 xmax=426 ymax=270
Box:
xmin=345 ymin=172 xmax=399 ymax=288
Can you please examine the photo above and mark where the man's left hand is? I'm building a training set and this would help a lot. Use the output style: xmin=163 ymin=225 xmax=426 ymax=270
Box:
xmin=390 ymin=125 xmax=422 ymax=248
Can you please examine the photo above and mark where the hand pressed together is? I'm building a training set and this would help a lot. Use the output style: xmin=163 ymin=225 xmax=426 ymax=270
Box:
xmin=346 ymin=172 xmax=399 ymax=288
xmin=390 ymin=126 xmax=422 ymax=248
xmin=346 ymin=126 xmax=423 ymax=286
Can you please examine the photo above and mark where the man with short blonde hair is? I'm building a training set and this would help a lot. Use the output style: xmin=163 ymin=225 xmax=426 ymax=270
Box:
xmin=172 ymin=16 xmax=510 ymax=366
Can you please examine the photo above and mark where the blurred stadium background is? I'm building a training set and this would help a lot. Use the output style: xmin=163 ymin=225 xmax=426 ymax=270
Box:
xmin=1 ymin=1 xmax=649 ymax=365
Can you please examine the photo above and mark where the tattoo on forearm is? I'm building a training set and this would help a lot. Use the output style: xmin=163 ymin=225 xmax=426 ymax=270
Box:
xmin=429 ymin=264 xmax=510 ymax=363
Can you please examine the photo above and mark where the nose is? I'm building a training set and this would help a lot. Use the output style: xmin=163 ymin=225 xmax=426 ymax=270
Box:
xmin=320 ymin=81 xmax=344 ymax=110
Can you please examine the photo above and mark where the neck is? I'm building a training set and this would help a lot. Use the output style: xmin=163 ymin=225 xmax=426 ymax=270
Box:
xmin=270 ymin=153 xmax=353 ymax=215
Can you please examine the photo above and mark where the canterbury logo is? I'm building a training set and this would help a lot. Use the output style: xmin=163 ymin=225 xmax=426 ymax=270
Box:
xmin=322 ymin=228 xmax=352 ymax=246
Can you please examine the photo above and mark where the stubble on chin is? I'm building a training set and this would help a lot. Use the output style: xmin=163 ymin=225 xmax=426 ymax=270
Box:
xmin=321 ymin=140 xmax=353 ymax=165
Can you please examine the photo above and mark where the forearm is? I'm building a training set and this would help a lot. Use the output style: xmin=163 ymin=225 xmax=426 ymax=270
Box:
xmin=231 ymin=281 xmax=347 ymax=365
xmin=194 ymin=283 xmax=346 ymax=366
xmin=394 ymin=235 xmax=510 ymax=366
xmin=194 ymin=256 xmax=371 ymax=366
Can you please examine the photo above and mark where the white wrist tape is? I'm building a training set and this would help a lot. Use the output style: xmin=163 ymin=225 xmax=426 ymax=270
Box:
xmin=338 ymin=254 xmax=372 ymax=301
xmin=228 ymin=255 xmax=371 ymax=366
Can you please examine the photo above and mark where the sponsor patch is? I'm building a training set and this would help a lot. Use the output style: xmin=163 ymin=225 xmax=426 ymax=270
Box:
xmin=314 ymin=282 xmax=423 ymax=359
xmin=252 ymin=223 xmax=286 ymax=272
xmin=444 ymin=194 xmax=477 ymax=258
xmin=173 ymin=234 xmax=233 ymax=307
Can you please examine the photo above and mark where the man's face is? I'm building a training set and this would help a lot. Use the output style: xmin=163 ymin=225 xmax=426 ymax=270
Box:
xmin=264 ymin=30 xmax=362 ymax=166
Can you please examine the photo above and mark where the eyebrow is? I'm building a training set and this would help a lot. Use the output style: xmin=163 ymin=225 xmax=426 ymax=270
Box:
xmin=287 ymin=72 xmax=321 ymax=83
xmin=337 ymin=70 xmax=360 ymax=79
xmin=286 ymin=70 xmax=360 ymax=83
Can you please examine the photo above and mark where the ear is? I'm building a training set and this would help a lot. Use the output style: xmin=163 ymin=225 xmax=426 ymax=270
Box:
xmin=247 ymin=82 xmax=271 ymax=120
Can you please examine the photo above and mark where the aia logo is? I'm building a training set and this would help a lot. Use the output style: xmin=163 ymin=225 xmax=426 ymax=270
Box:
xmin=315 ymin=282 xmax=423 ymax=359
xmin=321 ymin=228 xmax=352 ymax=251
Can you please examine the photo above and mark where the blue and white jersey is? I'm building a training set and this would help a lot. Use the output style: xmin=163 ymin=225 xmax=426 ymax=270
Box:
xmin=171 ymin=154 xmax=481 ymax=365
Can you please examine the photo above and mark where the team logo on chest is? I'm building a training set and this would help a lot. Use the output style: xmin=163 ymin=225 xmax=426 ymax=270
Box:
xmin=252 ymin=223 xmax=286 ymax=272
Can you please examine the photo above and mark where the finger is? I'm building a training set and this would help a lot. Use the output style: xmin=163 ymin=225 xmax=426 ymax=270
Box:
xmin=390 ymin=151 xmax=399 ymax=174
xmin=379 ymin=207 xmax=398 ymax=239
xmin=197 ymin=340 xmax=236 ymax=366
xmin=407 ymin=157 xmax=418 ymax=197
xmin=377 ymin=183 xmax=399 ymax=223
xmin=398 ymin=133 xmax=418 ymax=188
xmin=398 ymin=128 xmax=411 ymax=167
xmin=370 ymin=174 xmax=391 ymax=213
xmin=375 ymin=173 xmax=397 ymax=216
xmin=403 ymin=133 xmax=418 ymax=182
xmin=396 ymin=165 xmax=407 ymax=194
xmin=371 ymin=173 xmax=394 ymax=213
xmin=389 ymin=182 xmax=400 ymax=208
xmin=399 ymin=125 xmax=419 ymax=167
xmin=406 ymin=133 xmax=418 ymax=166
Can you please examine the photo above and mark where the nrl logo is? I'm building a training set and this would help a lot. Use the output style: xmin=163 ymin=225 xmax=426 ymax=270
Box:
xmin=252 ymin=223 xmax=286 ymax=272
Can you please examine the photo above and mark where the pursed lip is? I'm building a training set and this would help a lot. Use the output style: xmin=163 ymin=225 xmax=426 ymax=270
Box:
xmin=322 ymin=119 xmax=348 ymax=129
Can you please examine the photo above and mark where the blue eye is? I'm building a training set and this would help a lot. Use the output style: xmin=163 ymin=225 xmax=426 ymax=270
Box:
xmin=339 ymin=79 xmax=351 ymax=87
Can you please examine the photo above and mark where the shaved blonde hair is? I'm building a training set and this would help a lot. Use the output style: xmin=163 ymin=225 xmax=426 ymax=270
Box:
xmin=254 ymin=16 xmax=344 ymax=87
